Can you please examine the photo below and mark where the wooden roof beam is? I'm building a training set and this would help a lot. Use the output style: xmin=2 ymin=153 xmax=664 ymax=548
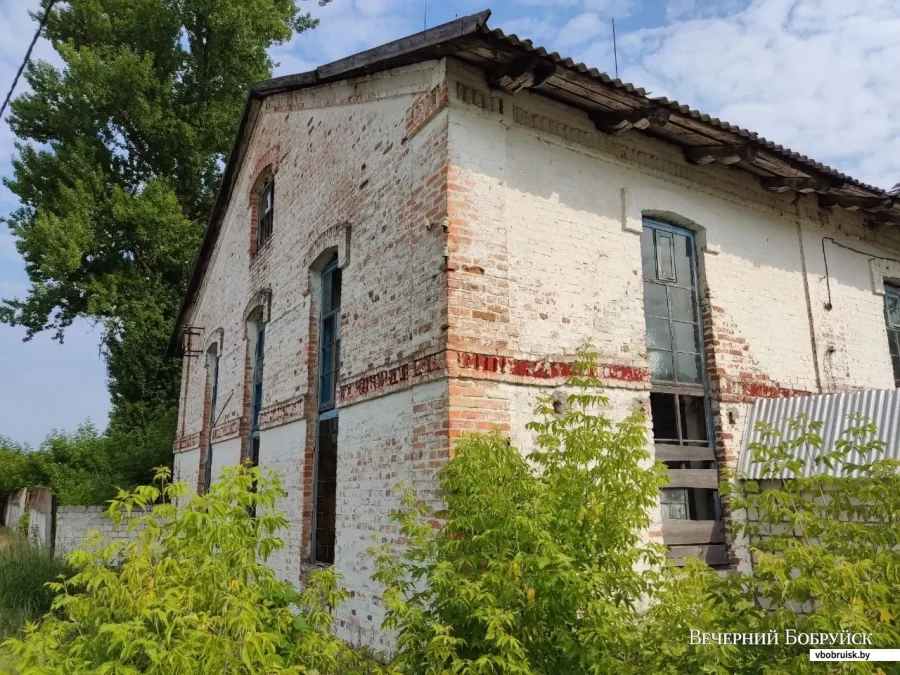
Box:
xmin=590 ymin=107 xmax=670 ymax=134
xmin=489 ymin=57 xmax=557 ymax=94
xmin=818 ymin=194 xmax=895 ymax=211
xmin=761 ymin=176 xmax=835 ymax=194
xmin=684 ymin=144 xmax=757 ymax=166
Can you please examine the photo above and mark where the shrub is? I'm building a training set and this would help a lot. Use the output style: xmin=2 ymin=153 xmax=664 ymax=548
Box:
xmin=374 ymin=345 xmax=666 ymax=674
xmin=1 ymin=466 xmax=384 ymax=674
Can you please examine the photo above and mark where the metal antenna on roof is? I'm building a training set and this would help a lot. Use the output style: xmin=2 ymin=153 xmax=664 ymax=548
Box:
xmin=612 ymin=18 xmax=619 ymax=79
xmin=424 ymin=0 xmax=427 ymax=30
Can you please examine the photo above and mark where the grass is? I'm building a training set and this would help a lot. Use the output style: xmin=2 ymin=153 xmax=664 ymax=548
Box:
xmin=0 ymin=527 xmax=71 ymax=640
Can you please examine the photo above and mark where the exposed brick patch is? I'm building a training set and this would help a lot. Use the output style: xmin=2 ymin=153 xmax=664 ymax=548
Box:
xmin=211 ymin=419 xmax=240 ymax=444
xmin=173 ymin=433 xmax=200 ymax=454
xmin=258 ymin=395 xmax=305 ymax=430
xmin=405 ymin=82 xmax=449 ymax=140
xmin=453 ymin=351 xmax=650 ymax=387
xmin=339 ymin=352 xmax=445 ymax=405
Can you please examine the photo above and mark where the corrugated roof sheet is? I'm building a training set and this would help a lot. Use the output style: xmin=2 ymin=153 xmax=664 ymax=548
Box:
xmin=739 ymin=390 xmax=900 ymax=479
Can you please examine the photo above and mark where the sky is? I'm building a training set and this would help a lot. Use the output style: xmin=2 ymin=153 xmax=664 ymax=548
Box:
xmin=1 ymin=0 xmax=899 ymax=446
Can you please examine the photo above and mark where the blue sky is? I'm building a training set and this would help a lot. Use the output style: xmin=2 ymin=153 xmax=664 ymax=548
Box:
xmin=1 ymin=0 xmax=899 ymax=446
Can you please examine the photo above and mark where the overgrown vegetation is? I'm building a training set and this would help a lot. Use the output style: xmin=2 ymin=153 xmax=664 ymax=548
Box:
xmin=2 ymin=466 xmax=384 ymax=674
xmin=0 ymin=529 xmax=70 ymax=640
xmin=0 ymin=415 xmax=173 ymax=504
xmin=3 ymin=347 xmax=897 ymax=673
xmin=376 ymin=346 xmax=900 ymax=674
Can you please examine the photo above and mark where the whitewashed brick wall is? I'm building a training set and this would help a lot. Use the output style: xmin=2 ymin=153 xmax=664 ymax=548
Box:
xmin=54 ymin=506 xmax=147 ymax=556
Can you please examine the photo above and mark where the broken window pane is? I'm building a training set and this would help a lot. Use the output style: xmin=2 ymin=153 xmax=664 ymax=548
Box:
xmin=679 ymin=395 xmax=708 ymax=442
xmin=650 ymin=392 xmax=678 ymax=442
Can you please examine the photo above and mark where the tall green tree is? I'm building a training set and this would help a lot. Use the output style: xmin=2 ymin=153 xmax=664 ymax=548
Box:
xmin=1 ymin=0 xmax=329 ymax=433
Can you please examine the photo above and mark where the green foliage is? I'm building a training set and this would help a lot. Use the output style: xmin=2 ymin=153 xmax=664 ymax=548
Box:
xmin=2 ymin=0 xmax=330 ymax=437
xmin=2 ymin=465 xmax=384 ymax=674
xmin=0 ymin=530 xmax=71 ymax=640
xmin=0 ymin=438 xmax=40 ymax=497
xmin=374 ymin=343 xmax=900 ymax=674
xmin=374 ymin=345 xmax=667 ymax=675
xmin=0 ymin=416 xmax=174 ymax=504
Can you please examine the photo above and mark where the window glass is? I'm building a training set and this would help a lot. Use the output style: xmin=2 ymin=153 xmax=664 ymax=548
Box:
xmin=885 ymin=286 xmax=900 ymax=387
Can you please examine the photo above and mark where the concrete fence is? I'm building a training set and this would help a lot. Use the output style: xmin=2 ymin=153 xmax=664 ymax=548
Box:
xmin=2 ymin=488 xmax=146 ymax=556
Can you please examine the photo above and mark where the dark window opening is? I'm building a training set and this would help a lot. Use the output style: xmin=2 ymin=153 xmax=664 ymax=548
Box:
xmin=204 ymin=351 xmax=219 ymax=494
xmin=257 ymin=180 xmax=274 ymax=250
xmin=314 ymin=416 xmax=338 ymax=565
xmin=250 ymin=322 xmax=266 ymax=438
xmin=885 ymin=285 xmax=900 ymax=387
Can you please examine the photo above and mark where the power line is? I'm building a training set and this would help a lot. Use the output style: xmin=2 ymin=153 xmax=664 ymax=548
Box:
xmin=0 ymin=0 xmax=56 ymax=120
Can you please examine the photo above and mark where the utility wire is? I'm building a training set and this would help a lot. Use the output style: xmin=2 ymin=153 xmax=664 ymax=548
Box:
xmin=0 ymin=0 xmax=56 ymax=119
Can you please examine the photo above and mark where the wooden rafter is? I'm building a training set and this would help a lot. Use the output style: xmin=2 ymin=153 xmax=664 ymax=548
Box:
xmin=489 ymin=57 xmax=557 ymax=94
xmin=818 ymin=194 xmax=896 ymax=212
xmin=590 ymin=107 xmax=670 ymax=134
xmin=761 ymin=176 xmax=835 ymax=194
xmin=684 ymin=144 xmax=758 ymax=166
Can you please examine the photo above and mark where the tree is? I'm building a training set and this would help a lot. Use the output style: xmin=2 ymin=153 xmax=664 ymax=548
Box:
xmin=1 ymin=0 xmax=329 ymax=433
xmin=1 ymin=465 xmax=384 ymax=673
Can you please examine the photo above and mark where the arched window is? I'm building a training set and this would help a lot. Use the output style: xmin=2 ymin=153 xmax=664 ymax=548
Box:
xmin=257 ymin=178 xmax=275 ymax=250
xmin=313 ymin=255 xmax=341 ymax=564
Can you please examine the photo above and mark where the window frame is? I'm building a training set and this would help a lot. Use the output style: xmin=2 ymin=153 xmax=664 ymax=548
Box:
xmin=641 ymin=218 xmax=723 ymax=533
xmin=312 ymin=255 xmax=341 ymax=565
xmin=257 ymin=179 xmax=275 ymax=251
xmin=249 ymin=321 xmax=265 ymax=466
xmin=884 ymin=284 xmax=900 ymax=387
xmin=203 ymin=348 xmax=219 ymax=494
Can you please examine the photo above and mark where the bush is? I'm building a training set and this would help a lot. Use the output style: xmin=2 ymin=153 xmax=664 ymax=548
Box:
xmin=1 ymin=466 xmax=384 ymax=674
xmin=0 ymin=412 xmax=175 ymax=506
xmin=0 ymin=529 xmax=71 ymax=639
xmin=374 ymin=345 xmax=666 ymax=674
xmin=375 ymin=345 xmax=900 ymax=674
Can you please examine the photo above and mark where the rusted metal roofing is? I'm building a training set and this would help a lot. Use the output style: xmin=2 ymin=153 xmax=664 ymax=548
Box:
xmin=739 ymin=390 xmax=900 ymax=479
xmin=166 ymin=9 xmax=898 ymax=357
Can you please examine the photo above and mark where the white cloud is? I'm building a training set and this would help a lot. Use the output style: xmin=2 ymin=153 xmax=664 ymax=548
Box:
xmin=501 ymin=16 xmax=560 ymax=42
xmin=556 ymin=12 xmax=612 ymax=49
xmin=617 ymin=0 xmax=900 ymax=189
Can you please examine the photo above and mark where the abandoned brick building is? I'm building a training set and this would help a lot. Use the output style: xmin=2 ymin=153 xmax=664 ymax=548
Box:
xmin=168 ymin=11 xmax=900 ymax=646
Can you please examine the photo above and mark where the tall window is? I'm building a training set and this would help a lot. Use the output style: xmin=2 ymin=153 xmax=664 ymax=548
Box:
xmin=641 ymin=220 xmax=721 ymax=536
xmin=313 ymin=257 xmax=341 ymax=564
xmin=257 ymin=179 xmax=274 ymax=250
xmin=249 ymin=321 xmax=266 ymax=467
xmin=885 ymin=285 xmax=900 ymax=387
xmin=204 ymin=347 xmax=220 ymax=494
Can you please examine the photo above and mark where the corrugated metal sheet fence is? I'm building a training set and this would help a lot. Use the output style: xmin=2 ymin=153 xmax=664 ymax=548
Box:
xmin=739 ymin=389 xmax=900 ymax=479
